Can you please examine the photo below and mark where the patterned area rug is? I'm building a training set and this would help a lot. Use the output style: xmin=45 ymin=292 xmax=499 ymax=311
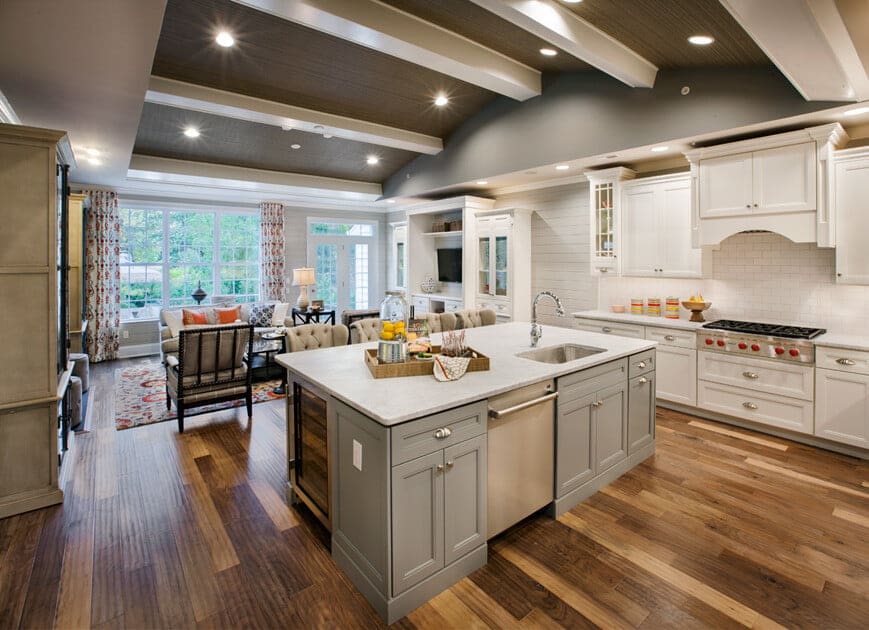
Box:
xmin=114 ymin=361 xmax=284 ymax=430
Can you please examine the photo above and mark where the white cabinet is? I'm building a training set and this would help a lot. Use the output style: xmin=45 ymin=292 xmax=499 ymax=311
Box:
xmin=834 ymin=150 xmax=869 ymax=284
xmin=585 ymin=167 xmax=635 ymax=275
xmin=699 ymin=142 xmax=816 ymax=218
xmin=644 ymin=326 xmax=697 ymax=406
xmin=621 ymin=174 xmax=700 ymax=278
xmin=815 ymin=345 xmax=869 ymax=449
xmin=473 ymin=209 xmax=532 ymax=322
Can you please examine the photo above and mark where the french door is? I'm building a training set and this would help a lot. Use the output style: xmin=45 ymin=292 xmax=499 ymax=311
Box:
xmin=307 ymin=221 xmax=376 ymax=312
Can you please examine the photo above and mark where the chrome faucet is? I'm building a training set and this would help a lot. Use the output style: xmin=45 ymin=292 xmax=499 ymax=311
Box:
xmin=531 ymin=291 xmax=565 ymax=347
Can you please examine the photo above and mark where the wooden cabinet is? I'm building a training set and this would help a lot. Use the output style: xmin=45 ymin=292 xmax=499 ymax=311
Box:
xmin=473 ymin=209 xmax=532 ymax=321
xmin=622 ymin=174 xmax=700 ymax=278
xmin=628 ymin=372 xmax=655 ymax=454
xmin=833 ymin=150 xmax=869 ymax=284
xmin=586 ymin=167 xmax=635 ymax=275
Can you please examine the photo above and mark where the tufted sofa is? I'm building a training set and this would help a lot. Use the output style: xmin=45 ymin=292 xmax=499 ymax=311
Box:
xmin=455 ymin=308 xmax=497 ymax=329
xmin=348 ymin=310 xmax=497 ymax=344
xmin=286 ymin=323 xmax=349 ymax=351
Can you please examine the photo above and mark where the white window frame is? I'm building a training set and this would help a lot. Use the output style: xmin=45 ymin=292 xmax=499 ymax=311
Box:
xmin=389 ymin=221 xmax=407 ymax=291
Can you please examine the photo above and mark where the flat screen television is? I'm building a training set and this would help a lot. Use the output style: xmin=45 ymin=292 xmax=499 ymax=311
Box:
xmin=437 ymin=248 xmax=462 ymax=283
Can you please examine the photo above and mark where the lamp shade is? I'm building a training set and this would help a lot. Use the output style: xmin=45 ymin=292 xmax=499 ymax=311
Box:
xmin=292 ymin=267 xmax=315 ymax=286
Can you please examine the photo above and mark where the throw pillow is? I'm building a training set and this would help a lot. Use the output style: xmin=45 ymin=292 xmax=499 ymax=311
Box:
xmin=163 ymin=309 xmax=184 ymax=338
xmin=272 ymin=302 xmax=290 ymax=326
xmin=215 ymin=305 xmax=241 ymax=324
xmin=182 ymin=308 xmax=208 ymax=325
xmin=249 ymin=303 xmax=275 ymax=328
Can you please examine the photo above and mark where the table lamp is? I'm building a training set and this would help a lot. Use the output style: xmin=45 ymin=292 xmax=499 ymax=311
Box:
xmin=292 ymin=267 xmax=316 ymax=311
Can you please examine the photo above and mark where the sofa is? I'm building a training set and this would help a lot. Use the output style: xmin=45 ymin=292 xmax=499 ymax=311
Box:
xmin=159 ymin=302 xmax=292 ymax=363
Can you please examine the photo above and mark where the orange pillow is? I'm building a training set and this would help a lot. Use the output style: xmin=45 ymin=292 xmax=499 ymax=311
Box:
xmin=181 ymin=308 xmax=208 ymax=325
xmin=215 ymin=305 xmax=241 ymax=324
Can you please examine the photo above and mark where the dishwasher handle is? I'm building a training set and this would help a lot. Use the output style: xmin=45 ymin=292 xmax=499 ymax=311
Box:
xmin=488 ymin=391 xmax=558 ymax=419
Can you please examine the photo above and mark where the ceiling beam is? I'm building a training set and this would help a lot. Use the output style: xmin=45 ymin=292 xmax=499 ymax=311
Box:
xmin=469 ymin=0 xmax=657 ymax=88
xmin=720 ymin=0 xmax=868 ymax=101
xmin=231 ymin=0 xmax=540 ymax=100
xmin=146 ymin=76 xmax=443 ymax=155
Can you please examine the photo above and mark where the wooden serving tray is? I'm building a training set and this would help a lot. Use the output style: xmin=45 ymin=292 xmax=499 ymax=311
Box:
xmin=364 ymin=345 xmax=490 ymax=379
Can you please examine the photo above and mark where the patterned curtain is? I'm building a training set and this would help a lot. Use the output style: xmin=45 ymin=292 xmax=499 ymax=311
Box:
xmin=260 ymin=202 xmax=286 ymax=301
xmin=84 ymin=189 xmax=121 ymax=362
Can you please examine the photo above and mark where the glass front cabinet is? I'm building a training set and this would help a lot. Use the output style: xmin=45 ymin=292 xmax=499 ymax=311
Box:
xmin=474 ymin=209 xmax=532 ymax=322
xmin=586 ymin=167 xmax=636 ymax=275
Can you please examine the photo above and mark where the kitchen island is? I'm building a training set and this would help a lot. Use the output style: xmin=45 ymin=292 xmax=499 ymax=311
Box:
xmin=276 ymin=322 xmax=657 ymax=623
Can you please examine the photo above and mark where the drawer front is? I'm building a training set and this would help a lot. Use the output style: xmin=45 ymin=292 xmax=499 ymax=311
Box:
xmin=698 ymin=351 xmax=813 ymax=401
xmin=443 ymin=300 xmax=462 ymax=313
xmin=412 ymin=297 xmax=429 ymax=313
xmin=391 ymin=400 xmax=487 ymax=465
xmin=698 ymin=381 xmax=813 ymax=434
xmin=628 ymin=349 xmax=656 ymax=378
xmin=574 ymin=318 xmax=644 ymax=339
xmin=816 ymin=346 xmax=869 ymax=376
xmin=558 ymin=359 xmax=627 ymax=402
xmin=645 ymin=326 xmax=696 ymax=349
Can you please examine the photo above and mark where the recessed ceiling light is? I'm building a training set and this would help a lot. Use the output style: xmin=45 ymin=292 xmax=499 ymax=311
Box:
xmin=183 ymin=127 xmax=200 ymax=138
xmin=290 ymin=144 xmax=301 ymax=150
xmin=434 ymin=94 xmax=449 ymax=107
xmin=651 ymin=146 xmax=669 ymax=153
xmin=843 ymin=106 xmax=869 ymax=117
xmin=540 ymin=48 xmax=557 ymax=57
xmin=366 ymin=155 xmax=380 ymax=165
xmin=476 ymin=180 xmax=488 ymax=185
xmin=688 ymin=35 xmax=714 ymax=45
xmin=555 ymin=164 xmax=569 ymax=170
xmin=85 ymin=157 xmax=101 ymax=166
xmin=216 ymin=31 xmax=235 ymax=47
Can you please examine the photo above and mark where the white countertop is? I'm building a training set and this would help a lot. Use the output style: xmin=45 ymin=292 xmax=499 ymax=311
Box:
xmin=573 ymin=310 xmax=704 ymax=331
xmin=276 ymin=322 xmax=655 ymax=426
xmin=813 ymin=333 xmax=869 ymax=352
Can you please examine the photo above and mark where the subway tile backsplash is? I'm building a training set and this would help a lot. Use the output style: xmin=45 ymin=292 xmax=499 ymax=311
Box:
xmin=599 ymin=232 xmax=869 ymax=334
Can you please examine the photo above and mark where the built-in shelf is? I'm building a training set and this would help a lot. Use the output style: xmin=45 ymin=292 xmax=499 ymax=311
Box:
xmin=421 ymin=231 xmax=464 ymax=237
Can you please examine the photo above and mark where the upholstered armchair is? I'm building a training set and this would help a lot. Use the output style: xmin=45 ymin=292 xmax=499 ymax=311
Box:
xmin=455 ymin=308 xmax=497 ymax=329
xmin=348 ymin=312 xmax=459 ymax=344
xmin=165 ymin=323 xmax=253 ymax=433
xmin=286 ymin=323 xmax=349 ymax=351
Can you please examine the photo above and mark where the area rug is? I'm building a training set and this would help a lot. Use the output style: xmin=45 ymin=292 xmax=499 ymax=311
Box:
xmin=114 ymin=360 xmax=284 ymax=430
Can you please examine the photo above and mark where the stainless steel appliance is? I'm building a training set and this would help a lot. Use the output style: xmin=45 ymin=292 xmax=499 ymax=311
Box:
xmin=487 ymin=380 xmax=557 ymax=539
xmin=698 ymin=319 xmax=826 ymax=364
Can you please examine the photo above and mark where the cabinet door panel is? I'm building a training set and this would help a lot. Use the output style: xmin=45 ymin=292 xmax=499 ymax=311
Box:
xmin=834 ymin=158 xmax=869 ymax=284
xmin=593 ymin=383 xmax=628 ymax=473
xmin=752 ymin=142 xmax=816 ymax=214
xmin=621 ymin=184 xmax=658 ymax=276
xmin=699 ymin=153 xmax=753 ymax=217
xmin=444 ymin=435 xmax=487 ymax=565
xmin=556 ymin=393 xmax=595 ymax=497
xmin=815 ymin=369 xmax=869 ymax=448
xmin=628 ymin=373 xmax=655 ymax=454
xmin=392 ymin=451 xmax=444 ymax=595
xmin=659 ymin=179 xmax=701 ymax=278
xmin=656 ymin=346 xmax=697 ymax=406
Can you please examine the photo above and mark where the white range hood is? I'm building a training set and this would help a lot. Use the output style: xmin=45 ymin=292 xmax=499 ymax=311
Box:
xmin=684 ymin=123 xmax=849 ymax=248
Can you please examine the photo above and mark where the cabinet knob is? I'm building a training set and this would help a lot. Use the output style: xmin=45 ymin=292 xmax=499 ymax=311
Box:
xmin=602 ymin=327 xmax=613 ymax=333
xmin=742 ymin=402 xmax=758 ymax=410
xmin=742 ymin=371 xmax=759 ymax=379
xmin=664 ymin=335 xmax=676 ymax=341
xmin=592 ymin=400 xmax=603 ymax=407
xmin=638 ymin=377 xmax=648 ymax=385
xmin=434 ymin=427 xmax=452 ymax=439
xmin=436 ymin=464 xmax=444 ymax=473
xmin=836 ymin=358 xmax=857 ymax=366
xmin=445 ymin=460 xmax=454 ymax=469
xmin=746 ymin=204 xmax=751 ymax=208
xmin=599 ymin=268 xmax=609 ymax=273
xmin=637 ymin=361 xmax=647 ymax=368
xmin=753 ymin=203 xmax=758 ymax=208
xmin=837 ymin=273 xmax=842 ymax=277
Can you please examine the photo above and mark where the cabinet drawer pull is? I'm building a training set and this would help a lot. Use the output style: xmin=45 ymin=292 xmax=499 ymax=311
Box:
xmin=742 ymin=402 xmax=758 ymax=410
xmin=592 ymin=400 xmax=603 ymax=408
xmin=664 ymin=335 xmax=676 ymax=341
xmin=637 ymin=361 xmax=647 ymax=369
xmin=599 ymin=267 xmax=609 ymax=273
xmin=836 ymin=358 xmax=857 ymax=366
xmin=445 ymin=460 xmax=454 ymax=469
xmin=742 ymin=371 xmax=759 ymax=379
xmin=436 ymin=464 xmax=444 ymax=473
xmin=489 ymin=391 xmax=558 ymax=419
xmin=433 ymin=427 xmax=452 ymax=439
xmin=637 ymin=377 xmax=648 ymax=385
xmin=602 ymin=326 xmax=613 ymax=333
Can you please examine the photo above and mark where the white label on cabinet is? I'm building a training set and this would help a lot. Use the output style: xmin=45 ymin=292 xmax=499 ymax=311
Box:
xmin=353 ymin=439 xmax=363 ymax=471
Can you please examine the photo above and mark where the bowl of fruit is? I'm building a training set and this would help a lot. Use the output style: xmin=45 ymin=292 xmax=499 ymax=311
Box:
xmin=681 ymin=295 xmax=712 ymax=322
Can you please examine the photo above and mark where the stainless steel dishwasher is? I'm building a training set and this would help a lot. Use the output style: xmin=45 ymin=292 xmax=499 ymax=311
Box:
xmin=487 ymin=379 xmax=557 ymax=539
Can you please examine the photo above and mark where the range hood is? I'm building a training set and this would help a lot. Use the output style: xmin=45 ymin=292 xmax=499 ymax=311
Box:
xmin=685 ymin=123 xmax=849 ymax=248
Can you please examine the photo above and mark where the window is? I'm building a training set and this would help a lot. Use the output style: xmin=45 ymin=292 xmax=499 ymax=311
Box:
xmin=390 ymin=223 xmax=407 ymax=290
xmin=119 ymin=207 xmax=260 ymax=320
xmin=307 ymin=219 xmax=378 ymax=312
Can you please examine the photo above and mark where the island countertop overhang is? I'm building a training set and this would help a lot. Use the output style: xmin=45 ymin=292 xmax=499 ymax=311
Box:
xmin=276 ymin=322 xmax=656 ymax=426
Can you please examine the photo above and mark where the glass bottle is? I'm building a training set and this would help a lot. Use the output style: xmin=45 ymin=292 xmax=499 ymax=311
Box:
xmin=377 ymin=291 xmax=408 ymax=363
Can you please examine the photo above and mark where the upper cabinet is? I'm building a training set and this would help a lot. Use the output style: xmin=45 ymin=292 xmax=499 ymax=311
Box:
xmin=686 ymin=123 xmax=848 ymax=247
xmin=474 ymin=209 xmax=532 ymax=322
xmin=833 ymin=148 xmax=869 ymax=285
xmin=586 ymin=167 xmax=636 ymax=275
xmin=622 ymin=174 xmax=700 ymax=278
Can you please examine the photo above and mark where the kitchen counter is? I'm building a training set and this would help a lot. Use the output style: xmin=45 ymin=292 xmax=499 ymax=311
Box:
xmin=573 ymin=309 xmax=704 ymax=331
xmin=813 ymin=333 xmax=869 ymax=352
xmin=276 ymin=321 xmax=655 ymax=426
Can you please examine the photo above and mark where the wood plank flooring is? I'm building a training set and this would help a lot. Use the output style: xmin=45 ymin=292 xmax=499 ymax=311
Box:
xmin=1 ymin=357 xmax=867 ymax=629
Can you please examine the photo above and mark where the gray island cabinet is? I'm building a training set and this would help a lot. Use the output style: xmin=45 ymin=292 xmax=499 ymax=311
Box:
xmin=276 ymin=322 xmax=657 ymax=623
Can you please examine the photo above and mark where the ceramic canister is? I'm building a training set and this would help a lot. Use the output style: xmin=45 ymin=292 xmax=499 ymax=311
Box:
xmin=630 ymin=298 xmax=644 ymax=315
xmin=665 ymin=296 xmax=680 ymax=319
xmin=647 ymin=298 xmax=661 ymax=316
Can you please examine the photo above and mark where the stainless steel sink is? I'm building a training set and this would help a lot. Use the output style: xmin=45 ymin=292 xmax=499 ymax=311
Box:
xmin=516 ymin=343 xmax=606 ymax=364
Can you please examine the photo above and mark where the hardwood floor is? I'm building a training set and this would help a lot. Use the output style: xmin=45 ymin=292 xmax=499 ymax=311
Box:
xmin=1 ymin=357 xmax=867 ymax=629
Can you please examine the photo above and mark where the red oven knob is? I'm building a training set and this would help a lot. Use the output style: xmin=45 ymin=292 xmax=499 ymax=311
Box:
xmin=775 ymin=347 xmax=785 ymax=355
xmin=789 ymin=349 xmax=800 ymax=357
xmin=717 ymin=340 xmax=726 ymax=347
xmin=738 ymin=342 xmax=747 ymax=349
xmin=705 ymin=338 xmax=714 ymax=345
xmin=751 ymin=344 xmax=760 ymax=351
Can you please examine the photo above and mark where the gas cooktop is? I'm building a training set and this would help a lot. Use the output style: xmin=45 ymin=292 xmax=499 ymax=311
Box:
xmin=702 ymin=319 xmax=826 ymax=340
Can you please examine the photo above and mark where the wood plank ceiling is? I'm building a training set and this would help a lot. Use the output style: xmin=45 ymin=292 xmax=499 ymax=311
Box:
xmin=134 ymin=0 xmax=777 ymax=189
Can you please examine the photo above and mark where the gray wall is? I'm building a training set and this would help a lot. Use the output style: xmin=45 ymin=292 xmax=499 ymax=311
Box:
xmin=384 ymin=67 xmax=841 ymax=198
